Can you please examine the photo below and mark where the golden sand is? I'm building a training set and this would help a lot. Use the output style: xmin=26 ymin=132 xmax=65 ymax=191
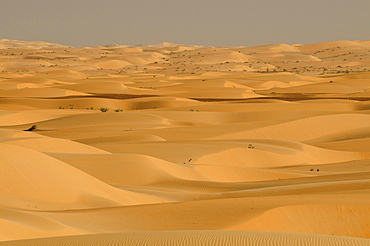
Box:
xmin=0 ymin=39 xmax=370 ymax=245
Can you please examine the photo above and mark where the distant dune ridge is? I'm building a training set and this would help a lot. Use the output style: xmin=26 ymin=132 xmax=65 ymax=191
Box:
xmin=0 ymin=39 xmax=370 ymax=245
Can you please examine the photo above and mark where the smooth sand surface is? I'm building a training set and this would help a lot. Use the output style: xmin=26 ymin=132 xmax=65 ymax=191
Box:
xmin=1 ymin=39 xmax=370 ymax=245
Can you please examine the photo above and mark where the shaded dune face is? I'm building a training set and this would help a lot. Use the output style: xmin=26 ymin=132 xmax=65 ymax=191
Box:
xmin=0 ymin=39 xmax=370 ymax=244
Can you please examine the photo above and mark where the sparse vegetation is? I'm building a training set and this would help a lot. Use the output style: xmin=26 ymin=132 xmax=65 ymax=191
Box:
xmin=24 ymin=125 xmax=37 ymax=131
xmin=2 ymin=39 xmax=370 ymax=240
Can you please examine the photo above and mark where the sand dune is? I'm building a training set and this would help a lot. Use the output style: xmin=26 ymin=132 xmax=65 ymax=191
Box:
xmin=1 ymin=39 xmax=370 ymax=244
xmin=0 ymin=88 xmax=89 ymax=98
xmin=0 ymin=144 xmax=165 ymax=210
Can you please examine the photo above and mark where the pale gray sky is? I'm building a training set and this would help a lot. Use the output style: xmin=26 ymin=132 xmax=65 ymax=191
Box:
xmin=1 ymin=0 xmax=369 ymax=47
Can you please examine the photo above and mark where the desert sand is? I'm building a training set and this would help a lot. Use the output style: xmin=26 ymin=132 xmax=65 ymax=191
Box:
xmin=0 ymin=39 xmax=370 ymax=245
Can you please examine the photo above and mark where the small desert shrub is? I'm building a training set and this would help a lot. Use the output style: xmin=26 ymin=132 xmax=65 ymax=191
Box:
xmin=248 ymin=144 xmax=255 ymax=149
xmin=114 ymin=108 xmax=123 ymax=112
xmin=24 ymin=125 xmax=37 ymax=131
xmin=69 ymin=104 xmax=74 ymax=109
xmin=100 ymin=107 xmax=109 ymax=112
xmin=58 ymin=106 xmax=64 ymax=109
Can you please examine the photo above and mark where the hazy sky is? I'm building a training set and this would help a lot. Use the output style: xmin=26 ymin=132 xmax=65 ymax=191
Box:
xmin=1 ymin=0 xmax=369 ymax=47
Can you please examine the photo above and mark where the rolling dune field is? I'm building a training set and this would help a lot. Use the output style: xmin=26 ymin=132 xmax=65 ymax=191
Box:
xmin=0 ymin=39 xmax=370 ymax=245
